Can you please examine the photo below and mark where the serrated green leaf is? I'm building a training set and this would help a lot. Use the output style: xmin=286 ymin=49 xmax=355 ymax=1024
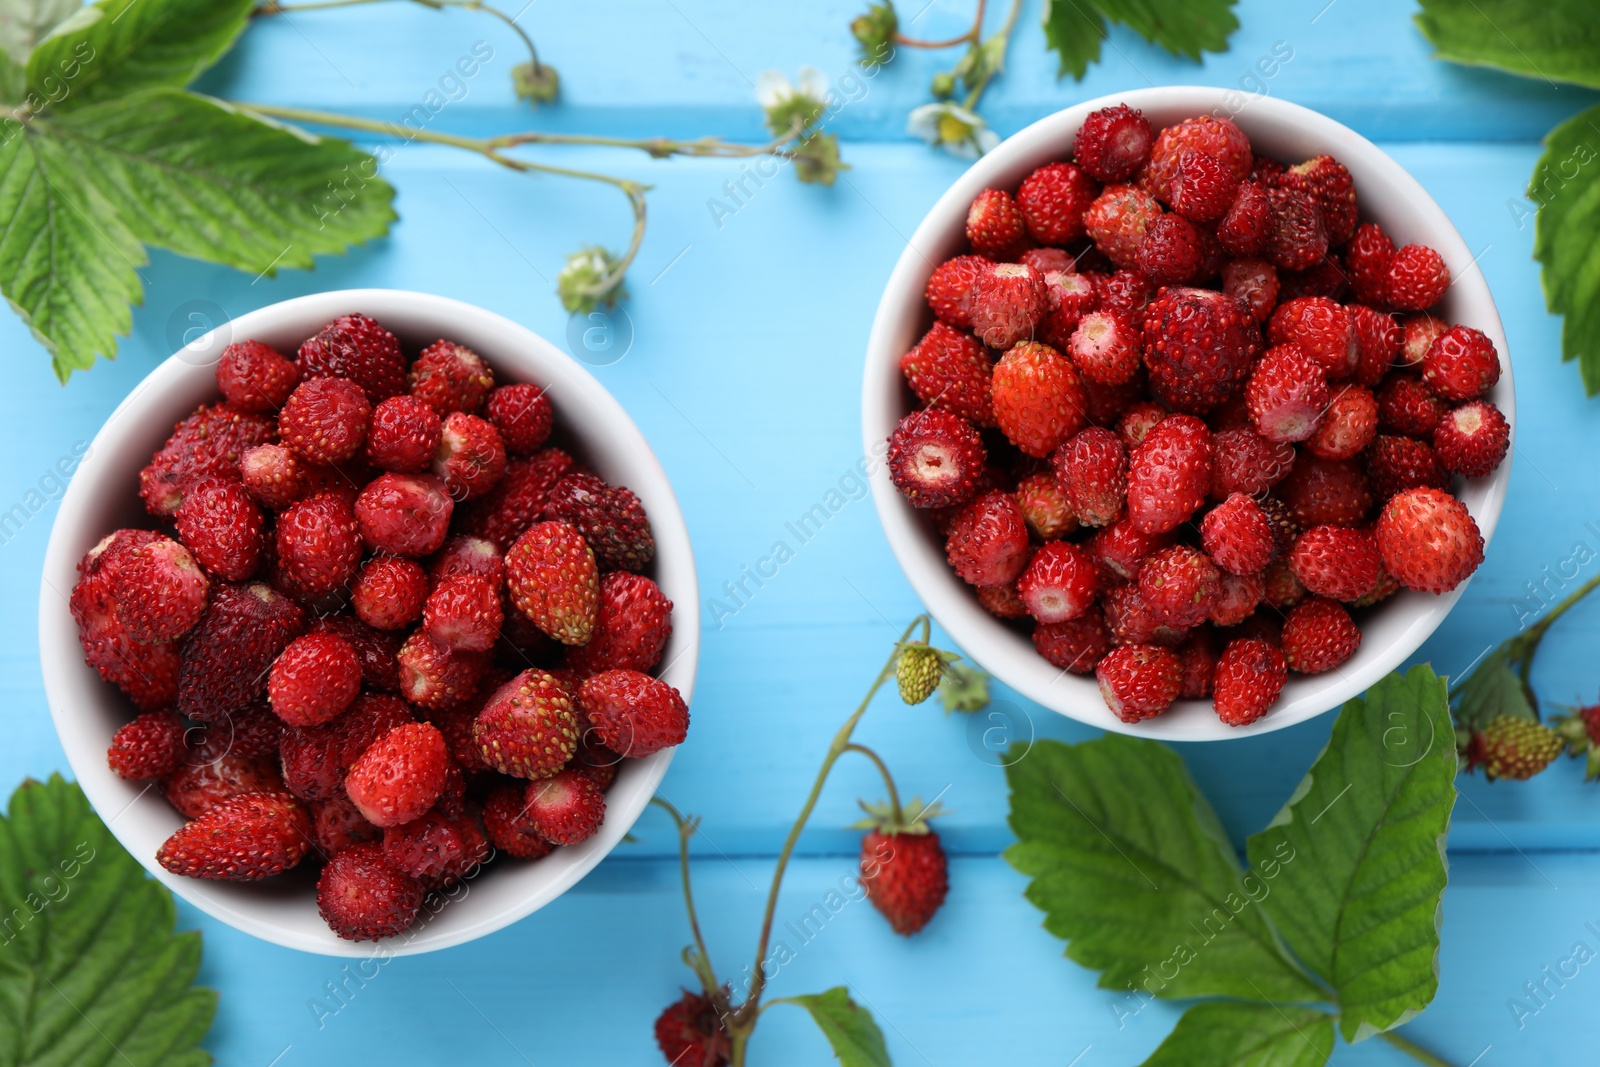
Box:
xmin=1005 ymin=735 xmax=1323 ymax=1004
xmin=1042 ymin=0 xmax=1109 ymax=79
xmin=1530 ymin=104 xmax=1600 ymax=395
xmin=1141 ymin=1001 xmax=1335 ymax=1067
xmin=1415 ymin=0 xmax=1600 ymax=90
xmin=1452 ymin=648 xmax=1537 ymax=731
xmin=1043 ymin=0 xmax=1239 ymax=80
xmin=1247 ymin=666 xmax=1456 ymax=1043
xmin=27 ymin=0 xmax=254 ymax=111
xmin=0 ymin=774 xmax=215 ymax=1066
xmin=776 ymin=988 xmax=890 ymax=1067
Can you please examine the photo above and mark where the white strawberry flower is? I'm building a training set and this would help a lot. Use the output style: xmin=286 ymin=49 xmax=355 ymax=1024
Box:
xmin=908 ymin=102 xmax=1000 ymax=159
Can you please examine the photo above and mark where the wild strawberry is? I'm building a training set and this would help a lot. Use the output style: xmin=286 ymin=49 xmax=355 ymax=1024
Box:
xmin=521 ymin=769 xmax=605 ymax=845
xmin=969 ymin=263 xmax=1048 ymax=349
xmin=1268 ymin=297 xmax=1355 ymax=380
xmin=383 ymin=808 xmax=468 ymax=881
xmin=280 ymin=692 xmax=412 ymax=801
xmin=1374 ymin=486 xmax=1484 ymax=593
xmin=1376 ymin=375 xmax=1445 ymax=437
xmin=1096 ymin=644 xmax=1182 ymax=722
xmin=1465 ymin=716 xmax=1563 ymax=781
xmin=409 ymin=339 xmax=494 ymax=415
xmin=472 ymin=669 xmax=579 ymax=777
xmin=485 ymin=382 xmax=554 ymax=455
xmin=459 ymin=448 xmax=573 ymax=550
xmin=1040 ymin=270 xmax=1101 ymax=351
xmin=1216 ymin=180 xmax=1272 ymax=256
xmin=1169 ymin=149 xmax=1240 ymax=222
xmin=1258 ymin=496 xmax=1301 ymax=555
xmin=1262 ymin=186 xmax=1328 ymax=271
xmin=899 ymin=322 xmax=995 ymax=426
xmin=1135 ymin=214 xmax=1203 ymax=286
xmin=544 ymin=473 xmax=656 ymax=575
xmin=269 ymin=633 xmax=361 ymax=727
xmin=139 ymin=403 xmax=275 ymax=516
xmin=279 ymin=377 xmax=370 ymax=465
xmin=1221 ymin=256 xmax=1279 ymax=321
xmin=178 ymin=581 xmax=304 ymax=723
xmin=1281 ymin=597 xmax=1361 ymax=673
xmin=424 ymin=573 xmax=504 ymax=652
xmin=1016 ymin=162 xmax=1098 ymax=244
xmin=1051 ymin=426 xmax=1125 ymax=528
xmin=1126 ymin=413 xmax=1212 ymax=534
xmin=363 ymin=394 xmax=443 ymax=474
xmin=505 ymin=520 xmax=599 ymax=644
xmin=72 ymin=568 xmax=182 ymax=705
xmin=106 ymin=537 xmax=209 ymax=643
xmin=1200 ymin=493 xmax=1274 ymax=575
xmin=216 ymin=340 xmax=300 ymax=413
xmin=1066 ymin=310 xmax=1141 ymax=386
xmin=343 ymin=721 xmax=450 ymax=827
xmin=1289 ymin=525 xmax=1380 ymax=602
xmin=175 ymin=479 xmax=264 ymax=582
xmin=1402 ymin=313 xmax=1450 ymax=368
xmin=1140 ymin=286 xmax=1260 ymax=414
xmin=397 ymin=630 xmax=486 ymax=711
xmin=354 ymin=472 xmax=453 ymax=558
xmin=1097 ymin=268 xmax=1154 ymax=316
xmin=1350 ymin=305 xmax=1402 ymax=387
xmin=1014 ymin=472 xmax=1077 ymax=539
xmin=430 ymin=536 xmax=504 ymax=589
xmin=1279 ymin=454 xmax=1372 ymax=527
xmin=351 ymin=556 xmax=428 ymax=630
xmin=162 ymin=736 xmax=285 ymax=819
xmin=1033 ymin=608 xmax=1110 ymax=673
xmin=1023 ymin=247 xmax=1076 ymax=274
xmin=1307 ymin=385 xmax=1378 ymax=461
xmin=296 ymin=313 xmax=407 ymax=403
xmin=1210 ymin=427 xmax=1295 ymax=499
xmin=1145 ymin=115 xmax=1252 ymax=203
xmin=1015 ymin=542 xmax=1098 ymax=624
xmin=433 ymin=412 xmax=507 ymax=500
xmin=1176 ymin=632 xmax=1217 ymax=698
xmin=312 ymin=615 xmax=401 ymax=694
xmin=481 ymin=784 xmax=557 ymax=859
xmin=1262 ymin=557 xmax=1307 ymax=610
xmin=977 ymin=582 xmax=1028 ymax=619
xmin=1352 ymin=563 xmax=1402 ymax=608
xmin=1089 ymin=517 xmax=1174 ymax=582
xmin=316 ymin=841 xmax=424 ymax=941
xmin=1246 ymin=343 xmax=1329 ymax=444
xmin=945 ymin=490 xmax=1030 ymax=587
xmin=1213 ymin=639 xmax=1287 ymax=727
xmin=1210 ymin=570 xmax=1265 ymax=626
xmin=566 ymin=573 xmax=673 ymax=677
xmin=578 ymin=669 xmax=689 ymax=757
xmin=1084 ymin=184 xmax=1162 ymax=268
xmin=107 ymin=709 xmax=187 ymax=780
xmin=966 ymin=188 xmax=1027 ymax=258
xmin=1138 ymin=545 xmax=1221 ymax=629
xmin=1279 ymin=254 xmax=1350 ymax=304
xmin=924 ymin=254 xmax=994 ymax=329
xmin=1434 ymin=400 xmax=1510 ymax=478
xmin=1102 ymin=583 xmax=1187 ymax=647
xmin=1277 ymin=155 xmax=1357 ymax=242
xmin=659 ymin=993 xmax=739 ymax=1067
xmin=990 ymin=341 xmax=1086 ymax=457
xmin=239 ymin=443 xmax=329 ymax=511
xmin=157 ymin=793 xmax=311 ymax=881
xmin=1424 ymin=325 xmax=1500 ymax=401
xmin=277 ymin=491 xmax=362 ymax=598
xmin=311 ymin=792 xmax=382 ymax=854
xmin=1115 ymin=400 xmax=1166 ymax=448
xmin=1386 ymin=244 xmax=1450 ymax=310
xmin=1074 ymin=103 xmax=1153 ymax=182
xmin=1345 ymin=223 xmax=1395 ymax=306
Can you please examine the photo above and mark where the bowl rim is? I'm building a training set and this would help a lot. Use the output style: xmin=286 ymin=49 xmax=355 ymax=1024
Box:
xmin=862 ymin=86 xmax=1513 ymax=741
xmin=40 ymin=288 xmax=700 ymax=955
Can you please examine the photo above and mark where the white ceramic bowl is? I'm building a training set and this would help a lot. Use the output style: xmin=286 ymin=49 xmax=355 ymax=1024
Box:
xmin=863 ymin=87 xmax=1512 ymax=741
xmin=41 ymin=289 xmax=700 ymax=955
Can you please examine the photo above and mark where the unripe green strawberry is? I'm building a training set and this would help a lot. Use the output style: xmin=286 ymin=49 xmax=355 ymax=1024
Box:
xmin=1465 ymin=716 xmax=1562 ymax=781
xmin=897 ymin=643 xmax=943 ymax=704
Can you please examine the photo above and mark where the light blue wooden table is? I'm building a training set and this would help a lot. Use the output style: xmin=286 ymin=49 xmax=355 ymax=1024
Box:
xmin=5 ymin=1 xmax=1599 ymax=1062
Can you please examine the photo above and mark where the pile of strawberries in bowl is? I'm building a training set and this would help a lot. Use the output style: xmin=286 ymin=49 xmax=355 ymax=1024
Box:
xmin=882 ymin=101 xmax=1506 ymax=728
xmin=68 ymin=312 xmax=687 ymax=942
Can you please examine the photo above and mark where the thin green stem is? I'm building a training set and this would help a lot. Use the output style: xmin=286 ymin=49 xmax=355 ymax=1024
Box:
xmin=961 ymin=0 xmax=1022 ymax=111
xmin=1377 ymin=1030 xmax=1458 ymax=1067
xmin=650 ymin=798 xmax=721 ymax=1005
xmin=1449 ymin=570 xmax=1600 ymax=701
xmin=845 ymin=743 xmax=903 ymax=825
xmin=256 ymin=0 xmax=542 ymax=74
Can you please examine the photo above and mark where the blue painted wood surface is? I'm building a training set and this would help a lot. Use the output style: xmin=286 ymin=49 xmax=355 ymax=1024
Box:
xmin=4 ymin=0 xmax=1599 ymax=1062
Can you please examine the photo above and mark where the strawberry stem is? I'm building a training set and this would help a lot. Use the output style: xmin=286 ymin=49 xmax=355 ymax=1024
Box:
xmin=845 ymin=743 xmax=905 ymax=826
xmin=1377 ymin=1029 xmax=1459 ymax=1067
xmin=649 ymin=798 xmax=724 ymax=1010
xmin=894 ymin=0 xmax=987 ymax=48
xmin=254 ymin=0 xmax=546 ymax=76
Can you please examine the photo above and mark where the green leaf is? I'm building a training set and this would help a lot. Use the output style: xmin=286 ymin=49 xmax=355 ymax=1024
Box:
xmin=1141 ymin=1002 xmax=1335 ymax=1067
xmin=1530 ymin=104 xmax=1600 ymax=395
xmin=1414 ymin=0 xmax=1600 ymax=90
xmin=1042 ymin=0 xmax=1239 ymax=80
xmin=27 ymin=0 xmax=254 ymax=111
xmin=939 ymin=662 xmax=989 ymax=714
xmin=1246 ymin=666 xmax=1456 ymax=1043
xmin=1452 ymin=647 xmax=1537 ymax=732
xmin=0 ymin=774 xmax=216 ymax=1065
xmin=776 ymin=988 xmax=891 ymax=1067
xmin=0 ymin=0 xmax=79 ymax=99
xmin=1005 ymin=735 xmax=1322 ymax=1004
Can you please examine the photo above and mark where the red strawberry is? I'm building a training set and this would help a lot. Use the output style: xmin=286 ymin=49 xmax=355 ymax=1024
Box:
xmin=1276 ymin=155 xmax=1357 ymax=243
xmin=162 ymin=738 xmax=285 ymax=819
xmin=966 ymin=188 xmax=1027 ymax=258
xmin=1170 ymin=149 xmax=1240 ymax=222
xmin=1022 ymin=247 xmax=1075 ymax=274
xmin=382 ymin=808 xmax=469 ymax=881
xmin=481 ymin=784 xmax=557 ymax=859
xmin=1210 ymin=570 xmax=1265 ymax=626
xmin=277 ymin=490 xmax=362 ymax=598
xmin=316 ymin=841 xmax=424 ymax=941
xmin=310 ymin=792 xmax=382 ymax=854
xmin=1140 ymin=286 xmax=1260 ymax=414
xmin=1016 ymin=541 xmax=1098 ymax=624
xmin=424 ymin=573 xmax=504 ymax=652
xmin=397 ymin=630 xmax=486 ymax=711
xmin=1125 ymin=413 xmax=1212 ymax=534
xmin=1033 ymin=608 xmax=1110 ymax=673
xmin=296 ymin=313 xmax=407 ymax=403
xmin=1279 ymin=254 xmax=1350 ymax=304
xmin=888 ymin=408 xmax=986 ymax=510
xmin=364 ymin=394 xmax=443 ymax=474
xmin=176 ymin=478 xmax=264 ymax=582
xmin=1176 ymin=632 xmax=1217 ymax=698
xmin=139 ymin=403 xmax=275 ymax=516
xmin=177 ymin=581 xmax=305 ymax=724
xmin=109 ymin=537 xmax=210 ymax=643
xmin=280 ymin=692 xmax=413 ymax=801
xmin=545 ymin=473 xmax=656 ymax=572
xmin=1376 ymin=375 xmax=1445 ymax=437
xmin=1216 ymin=181 xmax=1272 ymax=256
xmin=1307 ymin=385 xmax=1378 ymax=461
xmin=1345 ymin=223 xmax=1395 ymax=306
xmin=485 ymin=382 xmax=554 ymax=455
xmin=354 ymin=472 xmax=454 ymax=558
xmin=216 ymin=340 xmax=300 ymax=414
xmin=1374 ymin=487 xmax=1484 ymax=594
xmin=945 ymin=490 xmax=1030 ymax=587
xmin=311 ymin=615 xmax=402 ymax=693
xmin=239 ymin=443 xmax=337 ymax=511
xmin=1423 ymin=325 xmax=1500 ymax=401
xmin=1084 ymin=184 xmax=1162 ymax=268
xmin=343 ymin=721 xmax=450 ymax=827
xmin=1289 ymin=525 xmax=1381 ymax=602
xmin=460 ymin=448 xmax=573 ymax=550
xmin=409 ymin=339 xmax=494 ymax=416
xmin=1052 ymin=426 xmax=1126 ymax=528
xmin=1262 ymin=186 xmax=1328 ymax=271
xmin=1281 ymin=598 xmax=1361 ymax=673
xmin=1213 ymin=639 xmax=1287 ymax=727
xmin=473 ymin=669 xmax=579 ymax=777
xmin=1386 ymin=244 xmax=1450 ymax=310
xmin=1101 ymin=583 xmax=1187 ymax=647
xmin=1135 ymin=214 xmax=1203 ymax=286
xmin=1402 ymin=313 xmax=1450 ymax=368
xmin=431 ymin=535 xmax=506 ymax=588
xmin=1268 ymin=297 xmax=1356 ymax=380
xmin=351 ymin=555 xmax=429 ymax=630
xmin=567 ymin=572 xmax=673 ymax=675
xmin=505 ymin=520 xmax=599 ymax=644
xmin=1073 ymin=103 xmax=1153 ymax=182
xmin=1089 ymin=517 xmax=1175 ymax=582
xmin=1096 ymin=644 xmax=1182 ymax=722
xmin=899 ymin=321 xmax=995 ymax=426
xmin=991 ymin=341 xmax=1087 ymax=458
xmin=1221 ymin=256 xmax=1279 ymax=321
xmin=1115 ymin=400 xmax=1166 ymax=449
xmin=578 ymin=669 xmax=689 ymax=757
xmin=1040 ymin=270 xmax=1101 ymax=350
xmin=1210 ymin=427 xmax=1295 ymax=499
xmin=107 ymin=709 xmax=187 ymax=780
xmin=1064 ymin=310 xmax=1141 ymax=386
xmin=433 ymin=412 xmax=507 ymax=500
xmin=157 ymin=792 xmax=311 ymax=881
xmin=969 ymin=263 xmax=1048 ymax=349
xmin=1138 ymin=545 xmax=1221 ymax=628
xmin=924 ymin=254 xmax=994 ymax=330
xmin=521 ymin=769 xmax=605 ymax=845
xmin=1279 ymin=454 xmax=1373 ymax=528
xmin=1014 ymin=472 xmax=1078 ymax=540
xmin=1145 ymin=115 xmax=1252 ymax=203
xmin=977 ymin=582 xmax=1029 ymax=619
xmin=267 ymin=632 xmax=359 ymax=727
xmin=1200 ymin=493 xmax=1275 ymax=575
xmin=1350 ymin=305 xmax=1402 ymax=387
xmin=858 ymin=800 xmax=948 ymax=935
xmin=1433 ymin=400 xmax=1510 ymax=478
xmin=1017 ymin=162 xmax=1098 ymax=244
xmin=1097 ymin=269 xmax=1154 ymax=316
xmin=1246 ymin=343 xmax=1329 ymax=444
xmin=278 ymin=377 xmax=370 ymax=465
xmin=1263 ymin=557 xmax=1307 ymax=610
